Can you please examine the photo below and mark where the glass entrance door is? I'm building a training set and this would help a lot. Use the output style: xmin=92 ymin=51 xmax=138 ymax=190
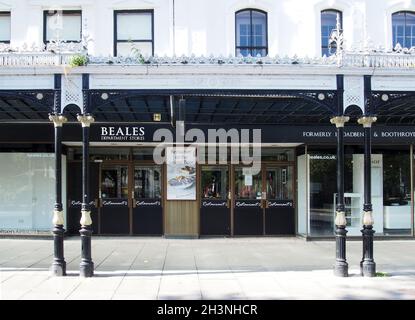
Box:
xmin=265 ymin=166 xmax=295 ymax=235
xmin=200 ymin=166 xmax=230 ymax=235
xmin=132 ymin=165 xmax=163 ymax=235
xmin=100 ymin=165 xmax=130 ymax=234
xmin=234 ymin=167 xmax=263 ymax=235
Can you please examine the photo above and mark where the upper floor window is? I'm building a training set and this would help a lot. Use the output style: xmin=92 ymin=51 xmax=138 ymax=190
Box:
xmin=392 ymin=11 xmax=415 ymax=48
xmin=44 ymin=10 xmax=82 ymax=43
xmin=114 ymin=10 xmax=154 ymax=57
xmin=235 ymin=9 xmax=268 ymax=57
xmin=0 ymin=12 xmax=11 ymax=43
xmin=321 ymin=10 xmax=342 ymax=56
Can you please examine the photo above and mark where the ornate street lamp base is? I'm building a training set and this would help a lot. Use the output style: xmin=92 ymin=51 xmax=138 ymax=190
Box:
xmin=51 ymin=262 xmax=67 ymax=277
xmin=51 ymin=224 xmax=66 ymax=277
xmin=361 ymin=225 xmax=376 ymax=277
xmin=334 ymin=262 xmax=349 ymax=277
xmin=79 ymin=226 xmax=94 ymax=278
xmin=361 ymin=261 xmax=376 ymax=277
xmin=80 ymin=261 xmax=94 ymax=278
xmin=334 ymin=225 xmax=348 ymax=277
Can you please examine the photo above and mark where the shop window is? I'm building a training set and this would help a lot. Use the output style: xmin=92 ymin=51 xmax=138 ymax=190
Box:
xmin=199 ymin=147 xmax=294 ymax=165
xmin=0 ymin=153 xmax=58 ymax=232
xmin=235 ymin=9 xmax=268 ymax=57
xmin=261 ymin=148 xmax=294 ymax=161
xmin=307 ymin=147 xmax=412 ymax=237
xmin=70 ymin=148 xmax=130 ymax=161
xmin=0 ymin=12 xmax=11 ymax=43
xmin=201 ymin=166 xmax=229 ymax=199
xmin=392 ymin=11 xmax=415 ymax=48
xmin=309 ymin=151 xmax=339 ymax=236
xmin=321 ymin=9 xmax=342 ymax=56
xmin=379 ymin=148 xmax=411 ymax=235
xmin=101 ymin=166 xmax=128 ymax=199
xmin=134 ymin=166 xmax=162 ymax=199
xmin=44 ymin=10 xmax=82 ymax=43
xmin=198 ymin=147 xmax=233 ymax=165
xmin=266 ymin=166 xmax=293 ymax=200
xmin=133 ymin=148 xmax=159 ymax=161
xmin=235 ymin=167 xmax=262 ymax=199
xmin=114 ymin=10 xmax=154 ymax=57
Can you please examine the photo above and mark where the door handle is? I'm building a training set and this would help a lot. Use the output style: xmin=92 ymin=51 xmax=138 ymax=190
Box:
xmin=226 ymin=199 xmax=231 ymax=208
xmin=94 ymin=199 xmax=99 ymax=208
xmin=132 ymin=198 xmax=137 ymax=208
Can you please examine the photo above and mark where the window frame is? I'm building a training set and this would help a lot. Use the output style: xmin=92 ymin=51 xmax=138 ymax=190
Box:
xmin=392 ymin=10 xmax=415 ymax=49
xmin=113 ymin=9 xmax=155 ymax=57
xmin=235 ymin=8 xmax=268 ymax=57
xmin=0 ymin=11 xmax=11 ymax=44
xmin=43 ymin=10 xmax=82 ymax=44
xmin=320 ymin=9 xmax=343 ymax=57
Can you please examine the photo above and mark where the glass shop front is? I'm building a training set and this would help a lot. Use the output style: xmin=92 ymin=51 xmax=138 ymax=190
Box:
xmin=0 ymin=124 xmax=415 ymax=239
xmin=64 ymin=146 xmax=296 ymax=236
xmin=297 ymin=145 xmax=414 ymax=237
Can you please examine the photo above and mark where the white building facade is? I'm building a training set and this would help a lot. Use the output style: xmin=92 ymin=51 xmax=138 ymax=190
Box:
xmin=0 ymin=0 xmax=415 ymax=243
xmin=2 ymin=0 xmax=415 ymax=57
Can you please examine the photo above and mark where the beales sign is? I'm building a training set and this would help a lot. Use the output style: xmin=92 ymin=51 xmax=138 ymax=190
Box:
xmin=6 ymin=123 xmax=414 ymax=143
xmin=100 ymin=126 xmax=145 ymax=141
xmin=50 ymin=123 xmax=415 ymax=144
xmin=96 ymin=125 xmax=415 ymax=143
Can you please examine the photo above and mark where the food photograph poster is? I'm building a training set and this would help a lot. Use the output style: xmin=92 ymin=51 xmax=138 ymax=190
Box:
xmin=166 ymin=147 xmax=196 ymax=200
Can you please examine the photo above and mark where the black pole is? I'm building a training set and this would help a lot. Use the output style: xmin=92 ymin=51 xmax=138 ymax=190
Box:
xmin=50 ymin=113 xmax=67 ymax=276
xmin=331 ymin=116 xmax=349 ymax=277
xmin=359 ymin=118 xmax=377 ymax=277
xmin=331 ymin=75 xmax=349 ymax=277
xmin=359 ymin=75 xmax=376 ymax=277
xmin=78 ymin=114 xmax=94 ymax=277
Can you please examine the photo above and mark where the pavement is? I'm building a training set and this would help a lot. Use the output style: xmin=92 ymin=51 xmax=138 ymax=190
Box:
xmin=0 ymin=237 xmax=415 ymax=300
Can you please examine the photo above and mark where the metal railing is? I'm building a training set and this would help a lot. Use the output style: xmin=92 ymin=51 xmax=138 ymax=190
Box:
xmin=1 ymin=49 xmax=415 ymax=68
xmin=0 ymin=52 xmax=75 ymax=66
xmin=340 ymin=51 xmax=415 ymax=68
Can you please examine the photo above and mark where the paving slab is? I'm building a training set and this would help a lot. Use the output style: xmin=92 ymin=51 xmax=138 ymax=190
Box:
xmin=1 ymin=237 xmax=415 ymax=300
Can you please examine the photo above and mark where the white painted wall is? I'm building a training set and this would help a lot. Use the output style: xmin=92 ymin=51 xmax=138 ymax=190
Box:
xmin=0 ymin=0 xmax=413 ymax=57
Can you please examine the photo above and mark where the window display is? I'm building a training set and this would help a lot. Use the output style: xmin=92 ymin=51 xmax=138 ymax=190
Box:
xmin=235 ymin=168 xmax=262 ymax=199
xmin=134 ymin=166 xmax=161 ymax=199
xmin=201 ymin=167 xmax=228 ymax=199
xmin=101 ymin=166 xmax=128 ymax=198
xmin=266 ymin=167 xmax=293 ymax=200
xmin=380 ymin=148 xmax=411 ymax=235
xmin=307 ymin=147 xmax=412 ymax=237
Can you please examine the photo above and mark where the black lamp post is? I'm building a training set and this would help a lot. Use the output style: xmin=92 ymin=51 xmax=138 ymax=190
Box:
xmin=330 ymin=115 xmax=349 ymax=277
xmin=358 ymin=116 xmax=377 ymax=277
xmin=49 ymin=113 xmax=67 ymax=276
xmin=77 ymin=114 xmax=95 ymax=277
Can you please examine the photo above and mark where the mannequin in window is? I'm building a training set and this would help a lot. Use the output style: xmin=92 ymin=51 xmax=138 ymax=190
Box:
xmin=204 ymin=176 xmax=218 ymax=198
